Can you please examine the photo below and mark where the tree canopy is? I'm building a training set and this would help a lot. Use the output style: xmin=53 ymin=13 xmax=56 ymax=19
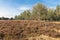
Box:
xmin=15 ymin=3 xmax=60 ymax=21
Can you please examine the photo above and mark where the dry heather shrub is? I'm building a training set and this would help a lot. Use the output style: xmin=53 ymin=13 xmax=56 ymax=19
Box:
xmin=0 ymin=20 xmax=60 ymax=40
xmin=0 ymin=32 xmax=5 ymax=40
xmin=32 ymin=38 xmax=36 ymax=40
xmin=24 ymin=38 xmax=29 ymax=40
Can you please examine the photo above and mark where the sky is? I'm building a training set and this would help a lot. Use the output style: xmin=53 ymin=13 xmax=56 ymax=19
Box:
xmin=0 ymin=0 xmax=60 ymax=18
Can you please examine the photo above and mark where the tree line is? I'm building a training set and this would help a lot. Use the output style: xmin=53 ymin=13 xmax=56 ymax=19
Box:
xmin=1 ymin=3 xmax=60 ymax=21
xmin=0 ymin=17 xmax=14 ymax=20
xmin=15 ymin=3 xmax=60 ymax=21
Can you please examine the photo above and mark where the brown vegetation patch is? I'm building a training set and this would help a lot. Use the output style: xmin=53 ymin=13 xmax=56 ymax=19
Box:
xmin=0 ymin=20 xmax=60 ymax=40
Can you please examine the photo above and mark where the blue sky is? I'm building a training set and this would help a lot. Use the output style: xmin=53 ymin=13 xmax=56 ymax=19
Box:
xmin=0 ymin=0 xmax=60 ymax=18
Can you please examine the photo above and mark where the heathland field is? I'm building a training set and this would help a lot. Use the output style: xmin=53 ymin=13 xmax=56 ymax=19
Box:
xmin=0 ymin=20 xmax=60 ymax=40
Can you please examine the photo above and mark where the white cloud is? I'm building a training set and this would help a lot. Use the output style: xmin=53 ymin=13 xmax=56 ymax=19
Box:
xmin=0 ymin=6 xmax=31 ymax=18
xmin=49 ymin=7 xmax=56 ymax=9
xmin=0 ymin=0 xmax=31 ymax=18
xmin=0 ymin=7 xmax=20 ymax=18
xmin=17 ymin=6 xmax=30 ymax=11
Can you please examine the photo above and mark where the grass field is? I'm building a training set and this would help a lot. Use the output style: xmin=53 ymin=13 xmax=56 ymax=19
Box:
xmin=0 ymin=20 xmax=60 ymax=40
